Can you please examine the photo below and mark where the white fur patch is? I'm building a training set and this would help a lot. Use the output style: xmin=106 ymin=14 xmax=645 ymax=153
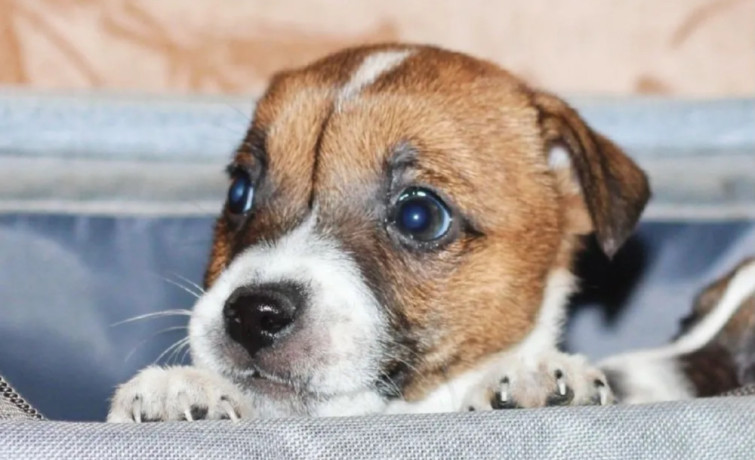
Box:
xmin=189 ymin=213 xmax=387 ymax=407
xmin=107 ymin=366 xmax=251 ymax=422
xmin=600 ymin=355 xmax=694 ymax=404
xmin=515 ymin=268 xmax=575 ymax=359
xmin=313 ymin=390 xmax=387 ymax=417
xmin=385 ymin=359 xmax=493 ymax=414
xmin=337 ymin=49 xmax=414 ymax=106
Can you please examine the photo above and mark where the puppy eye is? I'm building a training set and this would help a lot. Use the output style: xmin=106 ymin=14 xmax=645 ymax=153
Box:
xmin=227 ymin=171 xmax=254 ymax=214
xmin=393 ymin=187 xmax=452 ymax=242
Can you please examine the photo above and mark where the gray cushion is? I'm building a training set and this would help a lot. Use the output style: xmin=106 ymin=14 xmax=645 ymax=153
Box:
xmin=0 ymin=376 xmax=43 ymax=421
xmin=1 ymin=396 xmax=754 ymax=460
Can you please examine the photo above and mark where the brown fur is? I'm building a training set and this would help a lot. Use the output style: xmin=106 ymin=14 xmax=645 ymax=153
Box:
xmin=204 ymin=44 xmax=650 ymax=401
xmin=533 ymin=92 xmax=650 ymax=257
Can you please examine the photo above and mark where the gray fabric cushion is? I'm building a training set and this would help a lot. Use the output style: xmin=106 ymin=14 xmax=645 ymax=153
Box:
xmin=0 ymin=376 xmax=43 ymax=421
xmin=3 ymin=372 xmax=754 ymax=458
xmin=1 ymin=397 xmax=754 ymax=460
xmin=0 ymin=399 xmax=29 ymax=421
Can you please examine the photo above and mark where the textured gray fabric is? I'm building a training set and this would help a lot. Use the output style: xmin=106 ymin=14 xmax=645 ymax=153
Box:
xmin=0 ymin=377 xmax=43 ymax=421
xmin=0 ymin=398 xmax=30 ymax=421
xmin=1 ymin=397 xmax=754 ymax=460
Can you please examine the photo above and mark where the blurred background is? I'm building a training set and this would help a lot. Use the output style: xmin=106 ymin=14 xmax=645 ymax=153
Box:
xmin=0 ymin=0 xmax=753 ymax=422
xmin=1 ymin=0 xmax=753 ymax=97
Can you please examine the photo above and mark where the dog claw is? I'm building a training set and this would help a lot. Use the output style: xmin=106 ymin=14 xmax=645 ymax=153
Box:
xmin=556 ymin=370 xmax=567 ymax=395
xmin=595 ymin=379 xmax=611 ymax=405
xmin=491 ymin=377 xmax=518 ymax=409
xmin=131 ymin=396 xmax=143 ymax=423
xmin=182 ymin=405 xmax=209 ymax=421
xmin=220 ymin=397 xmax=240 ymax=422
xmin=498 ymin=377 xmax=510 ymax=403
xmin=546 ymin=370 xmax=574 ymax=406
xmin=465 ymin=352 xmax=615 ymax=411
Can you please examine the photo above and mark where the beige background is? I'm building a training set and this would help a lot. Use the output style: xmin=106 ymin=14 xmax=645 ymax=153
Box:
xmin=1 ymin=0 xmax=753 ymax=96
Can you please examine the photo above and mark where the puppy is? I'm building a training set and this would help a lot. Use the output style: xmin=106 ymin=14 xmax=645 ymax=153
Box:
xmin=601 ymin=257 xmax=755 ymax=403
xmin=108 ymin=43 xmax=663 ymax=422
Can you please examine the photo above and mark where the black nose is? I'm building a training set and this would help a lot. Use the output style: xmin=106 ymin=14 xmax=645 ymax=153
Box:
xmin=223 ymin=283 xmax=305 ymax=356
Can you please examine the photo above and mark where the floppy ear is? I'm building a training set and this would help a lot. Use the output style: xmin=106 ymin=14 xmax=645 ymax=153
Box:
xmin=534 ymin=91 xmax=650 ymax=257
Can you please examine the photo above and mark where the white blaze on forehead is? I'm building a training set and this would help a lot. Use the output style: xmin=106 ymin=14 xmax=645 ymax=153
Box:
xmin=337 ymin=48 xmax=415 ymax=105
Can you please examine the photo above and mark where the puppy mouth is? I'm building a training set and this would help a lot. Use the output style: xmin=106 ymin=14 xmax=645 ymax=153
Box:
xmin=229 ymin=365 xmax=309 ymax=398
xmin=207 ymin=324 xmax=381 ymax=399
xmin=197 ymin=335 xmax=303 ymax=396
xmin=223 ymin=356 xmax=380 ymax=402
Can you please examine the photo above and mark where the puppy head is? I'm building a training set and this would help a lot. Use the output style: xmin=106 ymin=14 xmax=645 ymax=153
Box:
xmin=189 ymin=44 xmax=650 ymax=412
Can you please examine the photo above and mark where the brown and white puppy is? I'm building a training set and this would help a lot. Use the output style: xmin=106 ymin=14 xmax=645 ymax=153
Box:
xmin=108 ymin=43 xmax=656 ymax=422
xmin=601 ymin=257 xmax=755 ymax=403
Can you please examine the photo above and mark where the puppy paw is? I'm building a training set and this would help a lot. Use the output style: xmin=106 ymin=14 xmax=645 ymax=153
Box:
xmin=107 ymin=366 xmax=252 ymax=422
xmin=464 ymin=351 xmax=614 ymax=410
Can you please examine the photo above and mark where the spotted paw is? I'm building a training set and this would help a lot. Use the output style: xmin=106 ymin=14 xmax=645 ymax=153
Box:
xmin=107 ymin=366 xmax=252 ymax=422
xmin=464 ymin=351 xmax=614 ymax=410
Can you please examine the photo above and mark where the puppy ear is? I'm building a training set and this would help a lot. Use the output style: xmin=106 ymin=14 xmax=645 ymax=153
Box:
xmin=534 ymin=91 xmax=650 ymax=257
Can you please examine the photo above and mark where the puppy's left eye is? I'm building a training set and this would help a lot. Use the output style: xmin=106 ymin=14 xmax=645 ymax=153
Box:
xmin=227 ymin=172 xmax=254 ymax=214
xmin=393 ymin=187 xmax=453 ymax=242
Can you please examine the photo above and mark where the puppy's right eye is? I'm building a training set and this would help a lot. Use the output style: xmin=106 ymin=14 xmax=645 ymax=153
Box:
xmin=227 ymin=172 xmax=254 ymax=214
xmin=392 ymin=187 xmax=453 ymax=243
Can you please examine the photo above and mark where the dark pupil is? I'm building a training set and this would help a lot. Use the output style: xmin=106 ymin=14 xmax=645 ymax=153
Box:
xmin=400 ymin=201 xmax=431 ymax=233
xmin=228 ymin=174 xmax=252 ymax=214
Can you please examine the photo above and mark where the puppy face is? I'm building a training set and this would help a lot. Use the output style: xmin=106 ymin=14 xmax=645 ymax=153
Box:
xmin=189 ymin=44 xmax=649 ymax=413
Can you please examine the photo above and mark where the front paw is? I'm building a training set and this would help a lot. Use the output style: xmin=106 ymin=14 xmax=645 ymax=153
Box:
xmin=107 ymin=366 xmax=252 ymax=422
xmin=464 ymin=351 xmax=614 ymax=410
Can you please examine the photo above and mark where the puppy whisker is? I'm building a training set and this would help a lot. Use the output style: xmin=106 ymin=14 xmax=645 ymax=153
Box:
xmin=111 ymin=309 xmax=192 ymax=327
xmin=167 ymin=339 xmax=192 ymax=366
xmin=179 ymin=342 xmax=193 ymax=365
xmin=377 ymin=370 xmax=403 ymax=398
xmin=386 ymin=345 xmax=424 ymax=376
xmin=168 ymin=272 xmax=206 ymax=296
xmin=154 ymin=337 xmax=191 ymax=365
xmin=163 ymin=277 xmax=202 ymax=299
xmin=123 ymin=326 xmax=189 ymax=363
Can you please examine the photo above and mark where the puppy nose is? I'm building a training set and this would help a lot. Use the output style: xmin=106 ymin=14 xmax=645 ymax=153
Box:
xmin=223 ymin=283 xmax=305 ymax=356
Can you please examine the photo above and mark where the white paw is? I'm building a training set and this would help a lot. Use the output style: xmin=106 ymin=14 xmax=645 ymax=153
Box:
xmin=464 ymin=351 xmax=614 ymax=410
xmin=107 ymin=366 xmax=252 ymax=422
